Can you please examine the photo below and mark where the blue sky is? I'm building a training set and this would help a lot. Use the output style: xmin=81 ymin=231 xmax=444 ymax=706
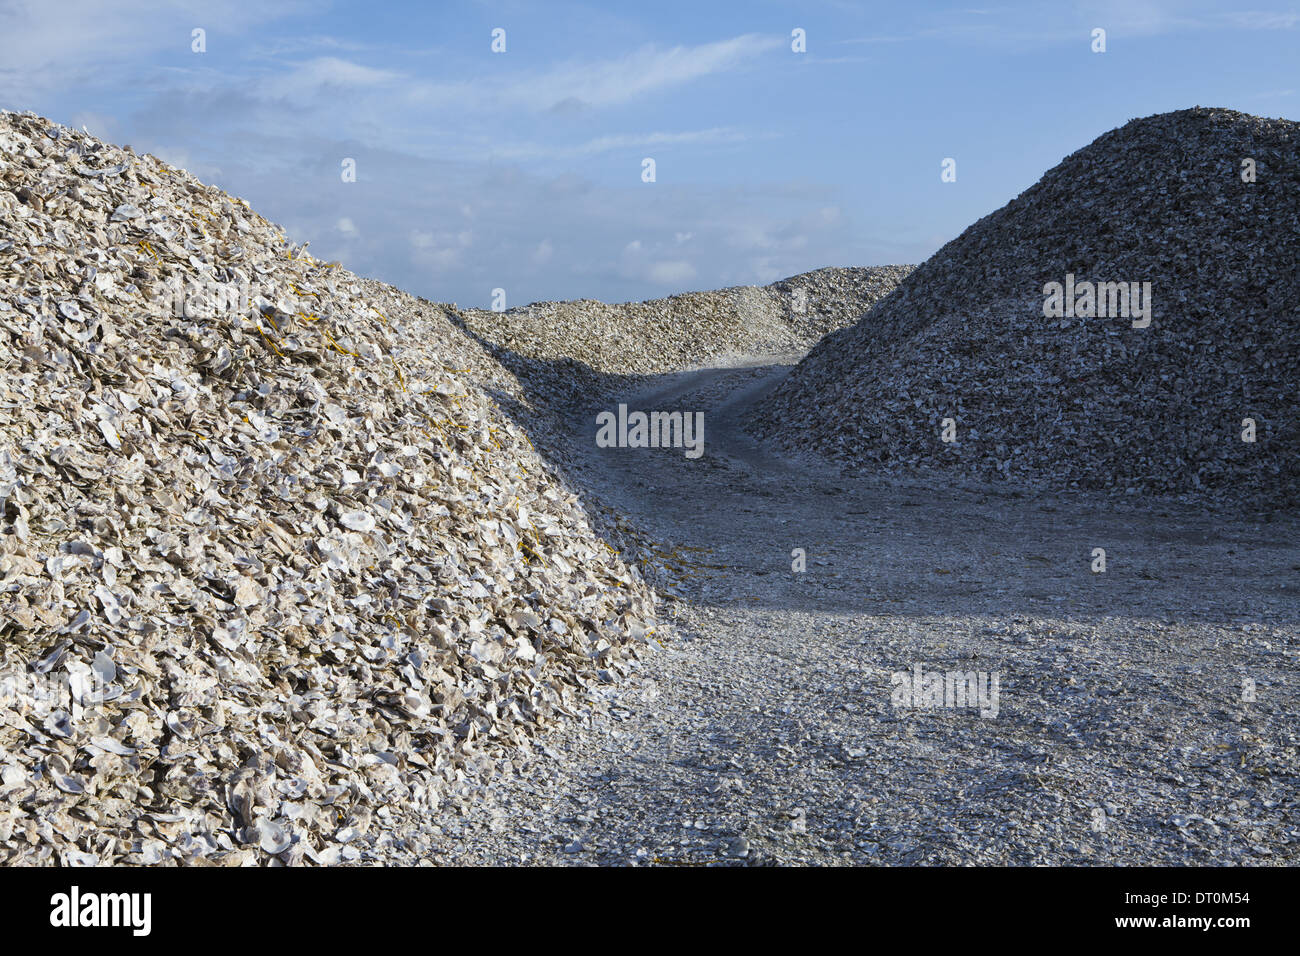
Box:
xmin=1 ymin=1 xmax=1296 ymax=307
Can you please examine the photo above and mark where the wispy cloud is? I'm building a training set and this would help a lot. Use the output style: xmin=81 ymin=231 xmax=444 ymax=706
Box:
xmin=838 ymin=35 xmax=909 ymax=45
xmin=266 ymin=57 xmax=402 ymax=103
xmin=0 ymin=0 xmax=303 ymax=100
xmin=1224 ymin=10 xmax=1300 ymax=29
xmin=834 ymin=2 xmax=1300 ymax=49
xmin=487 ymin=126 xmax=754 ymax=161
xmin=406 ymin=33 xmax=783 ymax=112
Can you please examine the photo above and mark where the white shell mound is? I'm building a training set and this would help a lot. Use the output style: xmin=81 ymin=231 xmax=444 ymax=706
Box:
xmin=0 ymin=109 xmax=655 ymax=865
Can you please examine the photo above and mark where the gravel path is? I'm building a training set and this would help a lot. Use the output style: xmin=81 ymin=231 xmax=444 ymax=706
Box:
xmin=401 ymin=355 xmax=1300 ymax=866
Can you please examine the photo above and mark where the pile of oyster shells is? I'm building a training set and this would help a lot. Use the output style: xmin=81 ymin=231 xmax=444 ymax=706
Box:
xmin=458 ymin=265 xmax=913 ymax=381
xmin=755 ymin=108 xmax=1300 ymax=506
xmin=0 ymin=110 xmax=654 ymax=865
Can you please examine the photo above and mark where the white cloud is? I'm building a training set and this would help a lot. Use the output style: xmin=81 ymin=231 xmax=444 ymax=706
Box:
xmin=748 ymin=257 xmax=784 ymax=284
xmin=728 ymin=223 xmax=777 ymax=250
xmin=405 ymin=33 xmax=781 ymax=114
xmin=501 ymin=33 xmax=782 ymax=111
xmin=187 ymin=134 xmax=869 ymax=306
xmin=1225 ymin=10 xmax=1300 ymax=29
xmin=488 ymin=126 xmax=749 ymax=161
xmin=646 ymin=260 xmax=697 ymax=285
xmin=411 ymin=244 xmax=463 ymax=272
xmin=266 ymin=57 xmax=401 ymax=105
xmin=0 ymin=0 xmax=301 ymax=100
xmin=839 ymin=35 xmax=909 ymax=44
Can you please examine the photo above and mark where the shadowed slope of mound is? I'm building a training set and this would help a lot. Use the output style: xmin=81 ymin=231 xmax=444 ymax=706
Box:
xmin=754 ymin=108 xmax=1300 ymax=505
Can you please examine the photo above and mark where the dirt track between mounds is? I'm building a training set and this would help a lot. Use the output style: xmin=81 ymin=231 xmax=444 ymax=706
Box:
xmin=402 ymin=354 xmax=1300 ymax=866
